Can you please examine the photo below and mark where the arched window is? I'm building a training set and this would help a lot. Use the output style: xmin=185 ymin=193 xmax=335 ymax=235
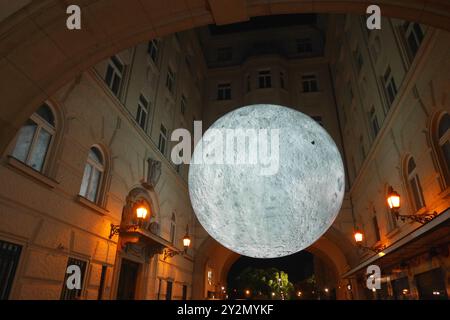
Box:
xmin=436 ymin=113 xmax=450 ymax=185
xmin=11 ymin=104 xmax=56 ymax=172
xmin=170 ymin=213 xmax=176 ymax=244
xmin=406 ymin=157 xmax=425 ymax=211
xmin=79 ymin=147 xmax=105 ymax=203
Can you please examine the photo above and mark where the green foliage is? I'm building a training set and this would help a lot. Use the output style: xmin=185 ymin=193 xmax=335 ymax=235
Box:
xmin=232 ymin=267 xmax=294 ymax=299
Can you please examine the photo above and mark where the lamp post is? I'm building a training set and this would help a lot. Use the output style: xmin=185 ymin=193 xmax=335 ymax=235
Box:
xmin=387 ymin=186 xmax=438 ymax=224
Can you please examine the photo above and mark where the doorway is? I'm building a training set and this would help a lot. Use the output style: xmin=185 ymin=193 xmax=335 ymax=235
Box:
xmin=116 ymin=259 xmax=140 ymax=300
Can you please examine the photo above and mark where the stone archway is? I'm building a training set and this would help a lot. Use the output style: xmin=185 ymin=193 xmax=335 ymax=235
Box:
xmin=1 ymin=1 xmax=450 ymax=153
xmin=192 ymin=226 xmax=359 ymax=300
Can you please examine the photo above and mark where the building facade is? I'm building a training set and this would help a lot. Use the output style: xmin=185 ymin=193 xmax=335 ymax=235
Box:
xmin=0 ymin=12 xmax=449 ymax=300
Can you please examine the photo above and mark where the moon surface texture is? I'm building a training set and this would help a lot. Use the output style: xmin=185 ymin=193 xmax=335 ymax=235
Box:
xmin=188 ymin=104 xmax=345 ymax=258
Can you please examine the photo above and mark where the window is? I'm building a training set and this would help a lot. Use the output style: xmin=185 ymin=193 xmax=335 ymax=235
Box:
xmin=369 ymin=107 xmax=380 ymax=138
xmin=383 ymin=66 xmax=397 ymax=106
xmin=97 ymin=265 xmax=107 ymax=300
xmin=170 ymin=213 xmax=176 ymax=244
xmin=0 ymin=240 xmax=22 ymax=300
xmin=60 ymin=257 xmax=87 ymax=300
xmin=435 ymin=113 xmax=450 ymax=185
xmin=182 ymin=285 xmax=188 ymax=300
xmin=217 ymin=47 xmax=232 ymax=62
xmin=406 ymin=157 xmax=426 ymax=211
xmin=372 ymin=215 xmax=381 ymax=242
xmin=79 ymin=147 xmax=105 ymax=203
xmin=158 ymin=125 xmax=168 ymax=155
xmin=181 ymin=95 xmax=187 ymax=115
xmin=105 ymin=56 xmax=124 ymax=96
xmin=217 ymin=83 xmax=231 ymax=100
xmin=148 ymin=39 xmax=159 ymax=63
xmin=280 ymin=72 xmax=285 ymax=89
xmin=258 ymin=70 xmax=272 ymax=89
xmin=354 ymin=47 xmax=364 ymax=73
xmin=136 ymin=94 xmax=149 ymax=130
xmin=302 ymin=75 xmax=318 ymax=93
xmin=404 ymin=22 xmax=424 ymax=59
xmin=166 ymin=281 xmax=173 ymax=300
xmin=11 ymin=104 xmax=55 ymax=173
xmin=296 ymin=38 xmax=312 ymax=54
xmin=166 ymin=67 xmax=175 ymax=94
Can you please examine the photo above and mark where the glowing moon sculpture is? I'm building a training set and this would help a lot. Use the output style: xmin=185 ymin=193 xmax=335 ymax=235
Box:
xmin=188 ymin=104 xmax=345 ymax=258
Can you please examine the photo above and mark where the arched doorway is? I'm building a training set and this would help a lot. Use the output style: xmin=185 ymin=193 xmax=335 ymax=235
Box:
xmin=112 ymin=187 xmax=163 ymax=300
xmin=192 ymin=226 xmax=360 ymax=300
xmin=1 ymin=1 xmax=450 ymax=153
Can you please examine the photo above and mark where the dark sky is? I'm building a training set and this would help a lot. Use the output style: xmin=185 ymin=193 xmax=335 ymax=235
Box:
xmin=227 ymin=250 xmax=314 ymax=286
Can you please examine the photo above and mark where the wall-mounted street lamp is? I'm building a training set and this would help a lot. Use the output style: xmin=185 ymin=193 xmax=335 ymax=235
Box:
xmin=387 ymin=186 xmax=438 ymax=224
xmin=109 ymin=201 xmax=149 ymax=239
xmin=163 ymin=224 xmax=191 ymax=260
xmin=353 ymin=229 xmax=384 ymax=253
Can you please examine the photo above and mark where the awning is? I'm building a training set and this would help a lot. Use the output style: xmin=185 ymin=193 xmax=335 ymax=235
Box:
xmin=342 ymin=207 xmax=450 ymax=278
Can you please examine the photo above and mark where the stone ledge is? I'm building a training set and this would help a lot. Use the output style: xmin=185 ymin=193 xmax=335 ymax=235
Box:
xmin=75 ymin=195 xmax=109 ymax=216
xmin=7 ymin=156 xmax=58 ymax=189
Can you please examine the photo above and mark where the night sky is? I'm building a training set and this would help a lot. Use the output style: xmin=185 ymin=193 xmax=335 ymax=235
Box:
xmin=227 ymin=250 xmax=314 ymax=286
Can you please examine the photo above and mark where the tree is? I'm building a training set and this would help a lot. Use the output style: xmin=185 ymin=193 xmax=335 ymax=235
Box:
xmin=231 ymin=267 xmax=294 ymax=300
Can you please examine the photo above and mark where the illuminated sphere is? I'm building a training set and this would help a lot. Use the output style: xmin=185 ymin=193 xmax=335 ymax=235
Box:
xmin=188 ymin=104 xmax=345 ymax=258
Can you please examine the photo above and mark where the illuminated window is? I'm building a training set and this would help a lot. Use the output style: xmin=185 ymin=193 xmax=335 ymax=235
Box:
xmin=11 ymin=104 xmax=55 ymax=173
xmin=79 ymin=147 xmax=105 ymax=203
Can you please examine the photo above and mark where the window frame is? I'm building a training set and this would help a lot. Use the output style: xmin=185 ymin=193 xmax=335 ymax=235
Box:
xmin=79 ymin=146 xmax=106 ymax=205
xmin=148 ymin=39 xmax=159 ymax=64
xmin=105 ymin=55 xmax=124 ymax=97
xmin=369 ymin=106 xmax=380 ymax=138
xmin=301 ymin=74 xmax=319 ymax=93
xmin=10 ymin=104 xmax=56 ymax=174
xmin=217 ymin=83 xmax=231 ymax=101
xmin=257 ymin=70 xmax=272 ymax=89
xmin=431 ymin=112 xmax=450 ymax=188
xmin=383 ymin=66 xmax=397 ymax=106
xmin=181 ymin=95 xmax=187 ymax=115
xmin=158 ymin=124 xmax=168 ymax=156
xmin=136 ymin=94 xmax=150 ymax=131
xmin=403 ymin=22 xmax=424 ymax=60
xmin=405 ymin=156 xmax=426 ymax=212
xmin=166 ymin=66 xmax=176 ymax=94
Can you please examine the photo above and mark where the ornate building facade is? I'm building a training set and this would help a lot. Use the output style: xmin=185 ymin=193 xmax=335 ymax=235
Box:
xmin=0 ymin=9 xmax=449 ymax=300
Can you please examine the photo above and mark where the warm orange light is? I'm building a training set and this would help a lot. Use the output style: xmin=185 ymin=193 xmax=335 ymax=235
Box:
xmin=183 ymin=234 xmax=191 ymax=249
xmin=354 ymin=230 xmax=363 ymax=243
xmin=245 ymin=290 xmax=250 ymax=295
xmin=136 ymin=206 xmax=148 ymax=219
xmin=387 ymin=187 xmax=401 ymax=210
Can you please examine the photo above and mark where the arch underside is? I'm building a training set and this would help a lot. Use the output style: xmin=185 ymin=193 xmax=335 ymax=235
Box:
xmin=1 ymin=1 xmax=450 ymax=153
xmin=192 ymin=226 xmax=358 ymax=299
